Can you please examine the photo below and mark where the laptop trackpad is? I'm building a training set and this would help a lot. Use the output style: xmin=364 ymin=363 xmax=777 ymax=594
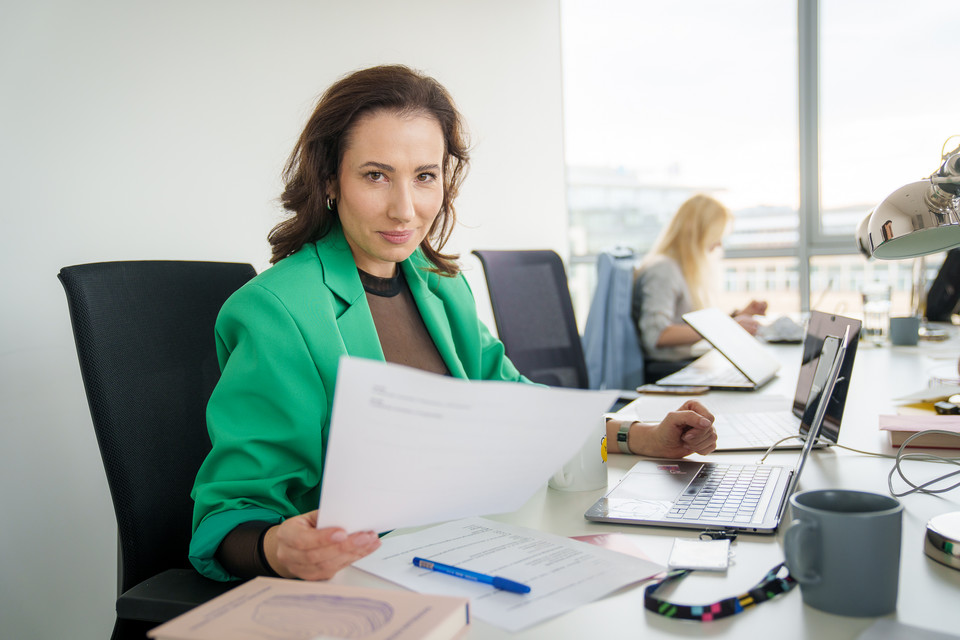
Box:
xmin=598 ymin=462 xmax=701 ymax=518
xmin=617 ymin=468 xmax=693 ymax=499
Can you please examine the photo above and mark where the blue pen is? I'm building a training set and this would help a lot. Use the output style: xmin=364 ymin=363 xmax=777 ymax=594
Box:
xmin=412 ymin=557 xmax=531 ymax=594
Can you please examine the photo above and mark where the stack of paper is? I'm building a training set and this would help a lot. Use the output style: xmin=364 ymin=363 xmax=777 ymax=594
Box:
xmin=355 ymin=517 xmax=665 ymax=632
xmin=317 ymin=358 xmax=619 ymax=533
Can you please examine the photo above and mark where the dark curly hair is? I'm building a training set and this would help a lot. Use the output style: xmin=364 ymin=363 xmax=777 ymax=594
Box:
xmin=268 ymin=65 xmax=470 ymax=276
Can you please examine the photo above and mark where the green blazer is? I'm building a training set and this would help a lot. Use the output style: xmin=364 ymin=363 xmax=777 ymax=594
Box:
xmin=189 ymin=225 xmax=526 ymax=580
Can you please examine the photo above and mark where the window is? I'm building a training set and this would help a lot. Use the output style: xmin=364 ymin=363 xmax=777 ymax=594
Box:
xmin=561 ymin=0 xmax=960 ymax=326
xmin=819 ymin=0 xmax=960 ymax=242
xmin=561 ymin=0 xmax=797 ymax=320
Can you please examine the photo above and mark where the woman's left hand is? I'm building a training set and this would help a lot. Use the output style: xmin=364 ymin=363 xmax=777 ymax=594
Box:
xmin=627 ymin=400 xmax=717 ymax=458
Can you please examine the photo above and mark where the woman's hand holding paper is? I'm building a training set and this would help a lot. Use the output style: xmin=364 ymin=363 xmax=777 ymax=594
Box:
xmin=264 ymin=510 xmax=381 ymax=581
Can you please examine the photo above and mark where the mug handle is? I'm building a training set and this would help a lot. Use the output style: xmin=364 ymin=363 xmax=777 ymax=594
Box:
xmin=783 ymin=519 xmax=821 ymax=585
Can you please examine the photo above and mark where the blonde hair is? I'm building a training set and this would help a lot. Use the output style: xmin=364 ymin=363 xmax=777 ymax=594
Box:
xmin=643 ymin=194 xmax=732 ymax=309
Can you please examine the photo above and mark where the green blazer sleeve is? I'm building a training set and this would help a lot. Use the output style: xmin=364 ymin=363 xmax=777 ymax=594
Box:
xmin=190 ymin=227 xmax=527 ymax=580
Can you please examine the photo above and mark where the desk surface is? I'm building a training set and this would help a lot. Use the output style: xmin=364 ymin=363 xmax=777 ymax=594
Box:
xmin=335 ymin=327 xmax=960 ymax=639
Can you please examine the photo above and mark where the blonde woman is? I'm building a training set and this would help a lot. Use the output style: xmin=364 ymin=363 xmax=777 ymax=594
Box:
xmin=631 ymin=194 xmax=767 ymax=373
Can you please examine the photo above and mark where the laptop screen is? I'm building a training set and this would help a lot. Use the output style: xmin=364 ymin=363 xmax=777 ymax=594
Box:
xmin=791 ymin=311 xmax=861 ymax=443
xmin=788 ymin=331 xmax=847 ymax=493
xmin=681 ymin=307 xmax=781 ymax=385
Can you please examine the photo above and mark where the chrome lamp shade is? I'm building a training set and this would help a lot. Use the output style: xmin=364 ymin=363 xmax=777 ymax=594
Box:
xmin=860 ymin=180 xmax=960 ymax=260
xmin=857 ymin=142 xmax=960 ymax=260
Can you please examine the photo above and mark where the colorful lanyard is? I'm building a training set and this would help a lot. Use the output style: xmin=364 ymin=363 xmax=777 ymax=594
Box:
xmin=644 ymin=562 xmax=797 ymax=622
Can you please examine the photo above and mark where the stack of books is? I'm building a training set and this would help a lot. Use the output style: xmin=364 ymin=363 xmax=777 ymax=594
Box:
xmin=879 ymin=415 xmax=960 ymax=448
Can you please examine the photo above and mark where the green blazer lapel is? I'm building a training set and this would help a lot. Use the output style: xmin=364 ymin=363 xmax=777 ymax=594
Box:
xmin=314 ymin=228 xmax=385 ymax=361
xmin=402 ymin=258 xmax=466 ymax=378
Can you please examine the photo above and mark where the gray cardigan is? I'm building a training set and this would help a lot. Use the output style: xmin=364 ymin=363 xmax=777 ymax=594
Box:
xmin=632 ymin=255 xmax=696 ymax=362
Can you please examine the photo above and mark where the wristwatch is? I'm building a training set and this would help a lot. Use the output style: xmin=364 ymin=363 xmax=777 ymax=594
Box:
xmin=617 ymin=421 xmax=633 ymax=454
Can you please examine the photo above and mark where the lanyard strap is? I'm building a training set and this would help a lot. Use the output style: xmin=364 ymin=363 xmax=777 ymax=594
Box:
xmin=644 ymin=562 xmax=796 ymax=622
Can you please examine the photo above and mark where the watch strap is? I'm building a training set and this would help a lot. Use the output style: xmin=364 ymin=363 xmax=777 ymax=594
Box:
xmin=617 ymin=421 xmax=633 ymax=454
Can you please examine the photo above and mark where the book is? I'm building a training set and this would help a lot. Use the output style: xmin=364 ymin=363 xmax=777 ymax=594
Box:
xmin=879 ymin=415 xmax=960 ymax=448
xmin=147 ymin=576 xmax=469 ymax=640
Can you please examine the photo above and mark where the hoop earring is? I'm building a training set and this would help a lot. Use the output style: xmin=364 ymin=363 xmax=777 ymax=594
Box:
xmin=326 ymin=197 xmax=335 ymax=211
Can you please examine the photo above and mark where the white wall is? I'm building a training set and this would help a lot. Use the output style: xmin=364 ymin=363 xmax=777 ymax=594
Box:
xmin=0 ymin=2 xmax=566 ymax=638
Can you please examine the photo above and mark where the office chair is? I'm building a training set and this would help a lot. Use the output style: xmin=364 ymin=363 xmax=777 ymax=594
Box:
xmin=58 ymin=260 xmax=257 ymax=640
xmin=471 ymin=250 xmax=589 ymax=389
xmin=926 ymin=248 xmax=960 ymax=322
xmin=582 ymin=248 xmax=645 ymax=390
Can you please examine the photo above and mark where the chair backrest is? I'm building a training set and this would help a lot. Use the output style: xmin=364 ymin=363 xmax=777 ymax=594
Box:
xmin=58 ymin=260 xmax=256 ymax=594
xmin=472 ymin=250 xmax=589 ymax=389
xmin=582 ymin=249 xmax=645 ymax=390
xmin=926 ymin=247 xmax=960 ymax=321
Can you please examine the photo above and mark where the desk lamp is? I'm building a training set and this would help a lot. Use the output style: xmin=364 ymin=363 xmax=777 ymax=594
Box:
xmin=857 ymin=140 xmax=960 ymax=260
xmin=856 ymin=139 xmax=960 ymax=572
xmin=857 ymin=139 xmax=960 ymax=328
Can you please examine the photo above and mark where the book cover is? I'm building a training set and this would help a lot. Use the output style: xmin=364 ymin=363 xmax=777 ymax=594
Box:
xmin=147 ymin=576 xmax=469 ymax=640
xmin=879 ymin=415 xmax=960 ymax=449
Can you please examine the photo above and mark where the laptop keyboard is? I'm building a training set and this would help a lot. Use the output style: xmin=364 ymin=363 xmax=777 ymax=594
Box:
xmin=693 ymin=365 xmax=750 ymax=386
xmin=720 ymin=411 xmax=799 ymax=447
xmin=660 ymin=352 xmax=751 ymax=386
xmin=666 ymin=464 xmax=773 ymax=524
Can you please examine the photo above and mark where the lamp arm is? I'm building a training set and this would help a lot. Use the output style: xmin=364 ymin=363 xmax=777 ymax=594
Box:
xmin=931 ymin=150 xmax=960 ymax=195
xmin=930 ymin=175 xmax=960 ymax=185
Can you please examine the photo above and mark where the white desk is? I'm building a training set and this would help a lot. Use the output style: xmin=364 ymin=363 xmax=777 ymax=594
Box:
xmin=337 ymin=329 xmax=960 ymax=639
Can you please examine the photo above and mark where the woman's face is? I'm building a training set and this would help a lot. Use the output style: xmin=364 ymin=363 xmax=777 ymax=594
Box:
xmin=705 ymin=218 xmax=728 ymax=252
xmin=333 ymin=110 xmax=445 ymax=278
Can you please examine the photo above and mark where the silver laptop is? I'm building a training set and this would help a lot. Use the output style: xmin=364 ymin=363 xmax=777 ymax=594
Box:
xmin=655 ymin=308 xmax=780 ymax=390
xmin=585 ymin=327 xmax=848 ymax=534
xmin=713 ymin=311 xmax=862 ymax=451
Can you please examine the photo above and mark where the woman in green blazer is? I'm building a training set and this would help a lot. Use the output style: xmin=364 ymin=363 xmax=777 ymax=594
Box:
xmin=190 ymin=65 xmax=718 ymax=583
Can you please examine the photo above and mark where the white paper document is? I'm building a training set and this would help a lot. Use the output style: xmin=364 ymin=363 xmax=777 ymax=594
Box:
xmin=316 ymin=357 xmax=619 ymax=532
xmin=893 ymin=384 xmax=960 ymax=404
xmin=354 ymin=517 xmax=665 ymax=632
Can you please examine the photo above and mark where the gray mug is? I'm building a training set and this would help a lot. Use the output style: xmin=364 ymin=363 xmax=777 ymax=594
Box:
xmin=889 ymin=316 xmax=920 ymax=346
xmin=783 ymin=489 xmax=902 ymax=617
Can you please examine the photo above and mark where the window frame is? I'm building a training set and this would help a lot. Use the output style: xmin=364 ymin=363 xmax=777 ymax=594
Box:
xmin=721 ymin=0 xmax=855 ymax=312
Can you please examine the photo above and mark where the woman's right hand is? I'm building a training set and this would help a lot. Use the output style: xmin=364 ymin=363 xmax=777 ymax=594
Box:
xmin=264 ymin=510 xmax=381 ymax=581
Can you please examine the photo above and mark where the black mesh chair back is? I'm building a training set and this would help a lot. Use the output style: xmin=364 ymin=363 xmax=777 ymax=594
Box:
xmin=472 ymin=250 xmax=589 ymax=389
xmin=58 ymin=260 xmax=256 ymax=634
